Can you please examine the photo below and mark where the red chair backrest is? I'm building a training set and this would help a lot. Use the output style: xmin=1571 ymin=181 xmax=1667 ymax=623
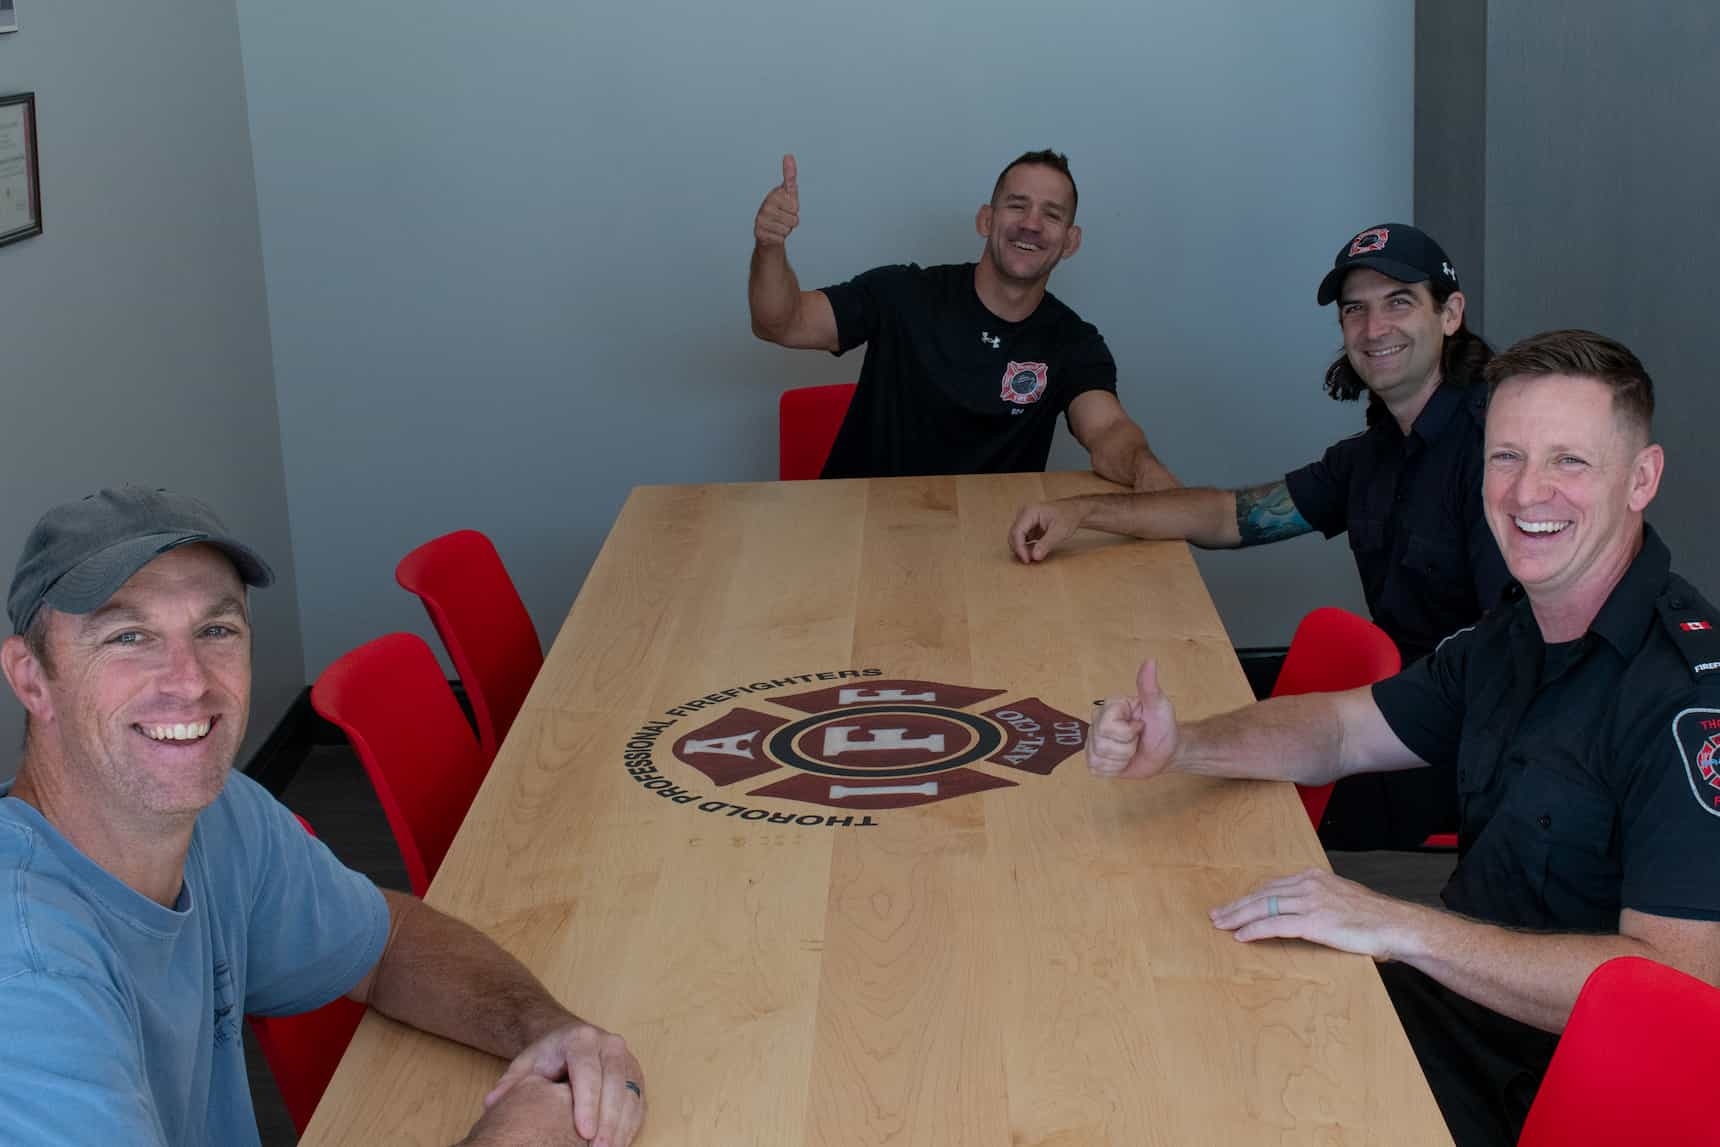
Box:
xmin=395 ymin=529 xmax=542 ymax=760
xmin=779 ymin=382 xmax=857 ymax=480
xmin=1269 ymin=607 xmax=1402 ymax=827
xmin=246 ymin=815 xmax=367 ymax=1135
xmin=1518 ymin=956 xmax=1720 ymax=1145
xmin=311 ymin=633 xmax=488 ymax=896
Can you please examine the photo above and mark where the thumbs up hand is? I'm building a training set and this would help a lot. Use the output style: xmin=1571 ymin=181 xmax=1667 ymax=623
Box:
xmin=754 ymin=154 xmax=800 ymax=247
xmin=1087 ymin=660 xmax=1181 ymax=780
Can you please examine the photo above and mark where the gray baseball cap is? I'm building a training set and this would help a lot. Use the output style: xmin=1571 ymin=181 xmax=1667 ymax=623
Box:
xmin=7 ymin=486 xmax=275 ymax=635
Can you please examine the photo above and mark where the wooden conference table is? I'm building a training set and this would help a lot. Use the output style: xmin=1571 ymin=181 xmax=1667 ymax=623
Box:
xmin=302 ymin=472 xmax=1451 ymax=1146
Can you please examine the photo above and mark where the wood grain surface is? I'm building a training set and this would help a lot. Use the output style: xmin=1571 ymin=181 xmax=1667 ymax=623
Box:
xmin=301 ymin=472 xmax=1451 ymax=1146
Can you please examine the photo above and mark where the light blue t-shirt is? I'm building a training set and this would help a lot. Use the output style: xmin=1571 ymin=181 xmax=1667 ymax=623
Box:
xmin=0 ymin=771 xmax=390 ymax=1146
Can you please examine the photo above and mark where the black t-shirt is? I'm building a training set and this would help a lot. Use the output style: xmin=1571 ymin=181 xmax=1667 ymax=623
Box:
xmin=1284 ymin=383 xmax=1510 ymax=664
xmin=817 ymin=263 xmax=1117 ymax=478
xmin=1372 ymin=525 xmax=1720 ymax=931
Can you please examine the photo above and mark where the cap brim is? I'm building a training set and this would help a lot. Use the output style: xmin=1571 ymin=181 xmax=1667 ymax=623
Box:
xmin=41 ymin=532 xmax=275 ymax=616
xmin=1317 ymin=257 xmax=1433 ymax=305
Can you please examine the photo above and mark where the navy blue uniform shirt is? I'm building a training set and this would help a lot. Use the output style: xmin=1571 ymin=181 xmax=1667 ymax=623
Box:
xmin=1373 ymin=525 xmax=1720 ymax=931
xmin=1286 ymin=383 xmax=1510 ymax=664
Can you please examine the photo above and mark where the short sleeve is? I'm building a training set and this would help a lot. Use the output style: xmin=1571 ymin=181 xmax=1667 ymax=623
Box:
xmin=1371 ymin=623 xmax=1478 ymax=767
xmin=1617 ymin=700 xmax=1720 ymax=920
xmin=223 ymin=778 xmax=391 ymax=1017
xmin=1283 ymin=437 xmax=1359 ymax=539
xmin=1056 ymin=320 xmax=1118 ymax=420
xmin=0 ymin=970 xmax=166 ymax=1143
xmin=819 ymin=264 xmax=915 ymax=357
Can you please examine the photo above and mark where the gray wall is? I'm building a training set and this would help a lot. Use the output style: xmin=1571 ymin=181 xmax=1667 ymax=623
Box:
xmin=238 ymin=0 xmax=1411 ymax=674
xmin=1416 ymin=0 xmax=1717 ymax=596
xmin=1414 ymin=0 xmax=1488 ymax=331
xmin=0 ymin=3 xmax=301 ymax=774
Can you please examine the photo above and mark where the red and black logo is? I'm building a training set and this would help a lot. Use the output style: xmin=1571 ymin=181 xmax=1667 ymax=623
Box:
xmin=1348 ymin=227 xmax=1389 ymax=256
xmin=1000 ymin=361 xmax=1049 ymax=405
xmin=624 ymin=675 xmax=1087 ymax=821
xmin=1672 ymin=708 xmax=1720 ymax=818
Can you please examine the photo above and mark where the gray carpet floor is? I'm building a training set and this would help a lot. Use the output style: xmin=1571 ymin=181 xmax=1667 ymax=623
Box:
xmin=249 ymin=748 xmax=1457 ymax=1145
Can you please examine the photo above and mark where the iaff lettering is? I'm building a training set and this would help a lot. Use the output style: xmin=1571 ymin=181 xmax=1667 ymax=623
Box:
xmin=623 ymin=718 xmax=878 ymax=827
xmin=664 ymin=669 xmax=883 ymax=717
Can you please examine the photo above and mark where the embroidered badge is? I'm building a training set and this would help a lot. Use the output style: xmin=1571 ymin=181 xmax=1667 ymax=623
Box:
xmin=1349 ymin=227 xmax=1389 ymax=256
xmin=1000 ymin=361 xmax=1048 ymax=405
xmin=1672 ymin=708 xmax=1720 ymax=818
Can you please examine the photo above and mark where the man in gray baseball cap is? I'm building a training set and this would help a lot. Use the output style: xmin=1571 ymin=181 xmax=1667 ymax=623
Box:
xmin=0 ymin=486 xmax=647 ymax=1145
xmin=6 ymin=485 xmax=275 ymax=637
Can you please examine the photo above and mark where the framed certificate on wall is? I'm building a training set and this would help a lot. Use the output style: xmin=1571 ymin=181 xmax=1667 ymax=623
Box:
xmin=0 ymin=92 xmax=41 ymax=247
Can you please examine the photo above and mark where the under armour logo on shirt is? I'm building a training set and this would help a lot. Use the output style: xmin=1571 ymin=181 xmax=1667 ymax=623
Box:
xmin=980 ymin=332 xmax=1001 ymax=349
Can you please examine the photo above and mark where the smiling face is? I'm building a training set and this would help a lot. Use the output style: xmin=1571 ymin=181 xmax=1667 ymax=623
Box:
xmin=976 ymin=162 xmax=1082 ymax=286
xmin=1483 ymin=374 xmax=1662 ymax=608
xmin=7 ymin=544 xmax=252 ymax=821
xmin=1337 ymin=269 xmax=1462 ymax=406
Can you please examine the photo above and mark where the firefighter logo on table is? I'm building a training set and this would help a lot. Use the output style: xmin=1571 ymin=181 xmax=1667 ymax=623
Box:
xmin=671 ymin=678 xmax=1087 ymax=812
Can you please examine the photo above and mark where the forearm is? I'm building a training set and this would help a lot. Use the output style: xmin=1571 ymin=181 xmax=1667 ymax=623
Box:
xmin=1085 ymin=420 xmax=1180 ymax=492
xmin=1392 ymin=910 xmax=1663 ymax=1033
xmin=1171 ymin=693 xmax=1348 ymax=785
xmin=360 ymin=892 xmax=577 ymax=1060
xmin=749 ymin=243 xmax=803 ymax=342
xmin=1059 ymin=487 xmax=1240 ymax=548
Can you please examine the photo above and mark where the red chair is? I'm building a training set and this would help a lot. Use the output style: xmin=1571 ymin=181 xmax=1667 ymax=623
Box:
xmin=311 ymin=633 xmax=488 ymax=896
xmin=247 ymin=815 xmax=366 ymax=1135
xmin=395 ymin=529 xmax=542 ymax=760
xmin=779 ymin=382 xmax=857 ymax=480
xmin=1517 ymin=957 xmax=1720 ymax=1145
xmin=1269 ymin=607 xmax=1402 ymax=827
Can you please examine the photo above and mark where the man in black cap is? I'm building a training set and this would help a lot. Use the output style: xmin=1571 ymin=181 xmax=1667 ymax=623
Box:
xmin=1008 ymin=222 xmax=1510 ymax=849
xmin=0 ymin=486 xmax=646 ymax=1145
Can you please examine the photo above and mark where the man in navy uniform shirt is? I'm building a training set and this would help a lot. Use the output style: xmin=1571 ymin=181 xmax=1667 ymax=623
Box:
xmin=1086 ymin=330 xmax=1720 ymax=1147
xmin=1013 ymin=222 xmax=1509 ymax=849
xmin=748 ymin=149 xmax=1178 ymax=489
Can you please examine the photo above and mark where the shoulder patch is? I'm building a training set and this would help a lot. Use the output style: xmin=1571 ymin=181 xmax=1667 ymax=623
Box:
xmin=1657 ymin=596 xmax=1720 ymax=678
xmin=1672 ymin=708 xmax=1720 ymax=818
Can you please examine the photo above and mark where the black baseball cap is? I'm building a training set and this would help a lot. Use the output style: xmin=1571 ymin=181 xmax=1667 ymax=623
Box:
xmin=1316 ymin=223 xmax=1460 ymax=305
xmin=7 ymin=486 xmax=274 ymax=635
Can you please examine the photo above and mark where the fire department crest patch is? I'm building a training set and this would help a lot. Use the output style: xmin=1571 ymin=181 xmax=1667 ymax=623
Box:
xmin=1672 ymin=707 xmax=1720 ymax=818
xmin=1349 ymin=227 xmax=1390 ymax=255
xmin=1000 ymin=361 xmax=1049 ymax=405
xmin=619 ymin=670 xmax=1090 ymax=826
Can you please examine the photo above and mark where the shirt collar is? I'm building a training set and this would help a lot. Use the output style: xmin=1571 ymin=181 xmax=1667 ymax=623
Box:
xmin=1405 ymin=380 xmax=1467 ymax=445
xmin=1588 ymin=523 xmax=1671 ymax=657
xmin=1493 ymin=523 xmax=1670 ymax=658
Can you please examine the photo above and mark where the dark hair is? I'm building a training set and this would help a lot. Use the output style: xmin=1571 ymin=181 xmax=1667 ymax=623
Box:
xmin=1484 ymin=329 xmax=1655 ymax=438
xmin=992 ymin=149 xmax=1078 ymax=218
xmin=1322 ymin=276 xmax=1491 ymax=423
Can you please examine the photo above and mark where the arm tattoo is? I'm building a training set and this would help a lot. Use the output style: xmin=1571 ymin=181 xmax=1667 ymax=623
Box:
xmin=1233 ymin=481 xmax=1314 ymax=547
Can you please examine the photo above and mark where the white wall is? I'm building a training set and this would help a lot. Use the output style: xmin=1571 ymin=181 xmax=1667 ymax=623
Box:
xmin=0 ymin=2 xmax=301 ymax=772
xmin=236 ymin=0 xmax=1413 ymax=673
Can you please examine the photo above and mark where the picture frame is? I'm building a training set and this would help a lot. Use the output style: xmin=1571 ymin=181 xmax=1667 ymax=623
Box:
xmin=0 ymin=92 xmax=41 ymax=247
xmin=0 ymin=1 xmax=15 ymax=36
